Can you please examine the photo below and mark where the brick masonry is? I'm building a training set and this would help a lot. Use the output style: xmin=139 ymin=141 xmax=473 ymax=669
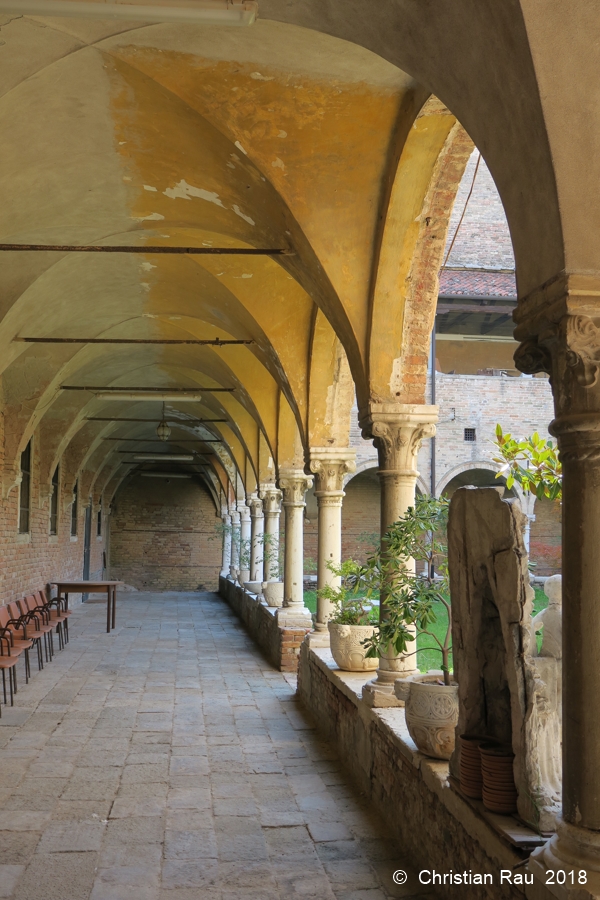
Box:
xmin=219 ymin=576 xmax=310 ymax=672
xmin=0 ymin=421 xmax=105 ymax=607
xmin=306 ymin=374 xmax=561 ymax=575
xmin=298 ymin=644 xmax=529 ymax=900
xmin=109 ymin=474 xmax=222 ymax=592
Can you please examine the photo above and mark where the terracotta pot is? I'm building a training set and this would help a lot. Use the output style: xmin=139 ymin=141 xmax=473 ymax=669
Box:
xmin=405 ymin=679 xmax=459 ymax=760
xmin=263 ymin=581 xmax=284 ymax=608
xmin=327 ymin=623 xmax=378 ymax=672
xmin=459 ymin=735 xmax=486 ymax=799
xmin=480 ymin=744 xmax=517 ymax=814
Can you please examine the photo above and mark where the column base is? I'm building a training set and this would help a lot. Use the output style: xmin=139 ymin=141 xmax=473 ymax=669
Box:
xmin=276 ymin=606 xmax=312 ymax=629
xmin=527 ymin=822 xmax=600 ymax=900
xmin=362 ymin=679 xmax=405 ymax=708
xmin=305 ymin=630 xmax=330 ymax=648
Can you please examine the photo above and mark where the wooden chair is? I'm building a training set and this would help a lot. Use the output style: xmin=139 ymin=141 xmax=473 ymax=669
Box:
xmin=0 ymin=647 xmax=18 ymax=709
xmin=0 ymin=606 xmax=34 ymax=682
xmin=35 ymin=590 xmax=70 ymax=650
xmin=17 ymin=597 xmax=54 ymax=662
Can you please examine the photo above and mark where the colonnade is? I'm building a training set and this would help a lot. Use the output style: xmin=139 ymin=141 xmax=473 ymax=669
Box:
xmin=219 ymin=404 xmax=438 ymax=673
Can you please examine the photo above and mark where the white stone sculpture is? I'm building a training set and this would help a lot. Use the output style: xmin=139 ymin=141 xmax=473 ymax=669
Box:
xmin=532 ymin=574 xmax=562 ymax=660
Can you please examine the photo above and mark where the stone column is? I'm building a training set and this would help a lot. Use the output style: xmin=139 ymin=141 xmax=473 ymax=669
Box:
xmin=359 ymin=403 xmax=437 ymax=707
xmin=515 ymin=303 xmax=600 ymax=895
xmin=308 ymin=448 xmax=356 ymax=646
xmin=248 ymin=494 xmax=264 ymax=583
xmin=220 ymin=509 xmax=232 ymax=577
xmin=259 ymin=485 xmax=282 ymax=582
xmin=229 ymin=508 xmax=240 ymax=579
xmin=238 ymin=502 xmax=252 ymax=584
xmin=278 ymin=469 xmax=313 ymax=626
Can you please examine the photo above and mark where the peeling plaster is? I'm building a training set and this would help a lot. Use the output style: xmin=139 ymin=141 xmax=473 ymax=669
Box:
xmin=143 ymin=184 xmax=157 ymax=192
xmin=232 ymin=204 xmax=255 ymax=226
xmin=132 ymin=212 xmax=164 ymax=221
xmin=140 ymin=261 xmax=156 ymax=271
xmin=271 ymin=158 xmax=285 ymax=170
xmin=250 ymin=72 xmax=274 ymax=81
xmin=234 ymin=141 xmax=248 ymax=156
xmin=278 ymin=130 xmax=287 ymax=138
xmin=163 ymin=180 xmax=226 ymax=207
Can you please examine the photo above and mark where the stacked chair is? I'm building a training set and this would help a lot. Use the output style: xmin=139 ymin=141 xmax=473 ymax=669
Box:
xmin=0 ymin=589 xmax=71 ymax=715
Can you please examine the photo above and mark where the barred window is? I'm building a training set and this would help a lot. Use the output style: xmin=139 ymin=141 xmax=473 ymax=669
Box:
xmin=19 ymin=440 xmax=32 ymax=533
xmin=464 ymin=428 xmax=477 ymax=442
xmin=71 ymin=479 xmax=79 ymax=536
xmin=50 ymin=465 xmax=59 ymax=535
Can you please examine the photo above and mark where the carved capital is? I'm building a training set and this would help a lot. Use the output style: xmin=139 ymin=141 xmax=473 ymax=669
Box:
xmin=358 ymin=403 xmax=437 ymax=473
xmin=259 ymin=484 xmax=282 ymax=516
xmin=278 ymin=469 xmax=313 ymax=506
xmin=247 ymin=494 xmax=264 ymax=518
xmin=309 ymin=448 xmax=356 ymax=494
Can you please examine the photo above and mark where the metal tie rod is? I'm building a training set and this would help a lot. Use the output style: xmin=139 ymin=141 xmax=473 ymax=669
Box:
xmin=0 ymin=244 xmax=288 ymax=255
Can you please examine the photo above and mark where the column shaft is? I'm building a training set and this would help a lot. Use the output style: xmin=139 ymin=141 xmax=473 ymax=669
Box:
xmin=260 ymin=486 xmax=282 ymax=582
xmin=359 ymin=404 xmax=437 ymax=706
xmin=279 ymin=471 xmax=313 ymax=613
xmin=220 ymin=511 xmax=232 ymax=577
xmin=238 ymin=503 xmax=252 ymax=584
xmin=309 ymin=449 xmax=356 ymax=635
xmin=248 ymin=495 xmax=264 ymax=583
xmin=229 ymin=509 xmax=240 ymax=579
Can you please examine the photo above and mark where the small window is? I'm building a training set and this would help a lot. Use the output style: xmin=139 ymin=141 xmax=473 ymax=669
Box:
xmin=49 ymin=465 xmax=59 ymax=535
xmin=71 ymin=479 xmax=79 ymax=536
xmin=464 ymin=428 xmax=477 ymax=442
xmin=97 ymin=498 xmax=102 ymax=537
xmin=19 ymin=440 xmax=32 ymax=534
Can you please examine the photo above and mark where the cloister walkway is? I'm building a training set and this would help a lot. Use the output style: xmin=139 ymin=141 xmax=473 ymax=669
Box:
xmin=0 ymin=592 xmax=437 ymax=900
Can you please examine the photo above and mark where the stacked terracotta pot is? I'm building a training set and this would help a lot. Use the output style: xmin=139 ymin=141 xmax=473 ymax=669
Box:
xmin=458 ymin=735 xmax=486 ymax=799
xmin=480 ymin=744 xmax=517 ymax=814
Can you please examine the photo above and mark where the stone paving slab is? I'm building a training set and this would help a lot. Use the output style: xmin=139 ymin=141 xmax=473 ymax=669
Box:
xmin=0 ymin=592 xmax=438 ymax=899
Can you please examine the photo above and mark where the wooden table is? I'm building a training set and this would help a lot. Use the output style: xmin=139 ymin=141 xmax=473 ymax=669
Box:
xmin=52 ymin=581 xmax=124 ymax=633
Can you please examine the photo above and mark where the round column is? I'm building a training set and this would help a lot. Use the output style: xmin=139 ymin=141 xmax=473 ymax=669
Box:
xmin=309 ymin=449 xmax=356 ymax=635
xmin=359 ymin=404 xmax=437 ymax=706
xmin=238 ymin=503 xmax=251 ymax=584
xmin=248 ymin=494 xmax=264 ymax=582
xmin=279 ymin=470 xmax=313 ymax=612
xmin=260 ymin=485 xmax=282 ymax=582
xmin=220 ymin=510 xmax=232 ymax=577
xmin=229 ymin=509 xmax=241 ymax=579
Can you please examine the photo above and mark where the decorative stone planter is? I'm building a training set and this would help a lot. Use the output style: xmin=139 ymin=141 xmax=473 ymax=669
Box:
xmin=328 ymin=623 xmax=378 ymax=672
xmin=263 ymin=581 xmax=284 ymax=608
xmin=404 ymin=678 xmax=459 ymax=760
xmin=244 ymin=581 xmax=263 ymax=596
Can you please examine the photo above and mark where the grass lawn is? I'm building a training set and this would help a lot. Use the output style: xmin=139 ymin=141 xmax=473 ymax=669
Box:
xmin=305 ymin=585 xmax=551 ymax=672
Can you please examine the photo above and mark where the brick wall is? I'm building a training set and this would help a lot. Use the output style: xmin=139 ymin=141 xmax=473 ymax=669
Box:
xmin=444 ymin=150 xmax=515 ymax=270
xmin=0 ymin=427 xmax=106 ymax=606
xmin=323 ymin=374 xmax=560 ymax=574
xmin=109 ymin=474 xmax=222 ymax=591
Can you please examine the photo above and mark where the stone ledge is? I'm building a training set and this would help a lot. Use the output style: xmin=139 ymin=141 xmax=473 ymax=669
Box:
xmin=219 ymin=575 xmax=311 ymax=672
xmin=298 ymin=642 xmax=556 ymax=900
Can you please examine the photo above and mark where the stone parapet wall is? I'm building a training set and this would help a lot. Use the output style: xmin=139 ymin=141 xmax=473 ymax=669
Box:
xmin=219 ymin=576 xmax=310 ymax=672
xmin=298 ymin=644 xmax=538 ymax=900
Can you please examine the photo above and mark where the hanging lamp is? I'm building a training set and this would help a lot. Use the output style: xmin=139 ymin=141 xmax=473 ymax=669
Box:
xmin=156 ymin=403 xmax=171 ymax=442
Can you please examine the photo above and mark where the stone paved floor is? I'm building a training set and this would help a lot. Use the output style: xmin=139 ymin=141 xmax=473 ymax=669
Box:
xmin=0 ymin=592 xmax=437 ymax=900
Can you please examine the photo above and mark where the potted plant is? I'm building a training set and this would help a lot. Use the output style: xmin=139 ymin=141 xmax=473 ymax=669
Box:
xmin=360 ymin=495 xmax=458 ymax=760
xmin=318 ymin=561 xmax=378 ymax=672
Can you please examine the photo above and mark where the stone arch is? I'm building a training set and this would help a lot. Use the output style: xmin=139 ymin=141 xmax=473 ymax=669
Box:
xmin=436 ymin=459 xmax=525 ymax=504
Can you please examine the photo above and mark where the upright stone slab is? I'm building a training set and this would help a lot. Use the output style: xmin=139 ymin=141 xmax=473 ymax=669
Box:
xmin=448 ymin=487 xmax=561 ymax=833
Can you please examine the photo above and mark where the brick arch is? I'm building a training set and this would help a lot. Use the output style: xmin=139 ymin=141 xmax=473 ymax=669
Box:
xmin=435 ymin=459 xmax=525 ymax=505
xmin=394 ymin=121 xmax=475 ymax=404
